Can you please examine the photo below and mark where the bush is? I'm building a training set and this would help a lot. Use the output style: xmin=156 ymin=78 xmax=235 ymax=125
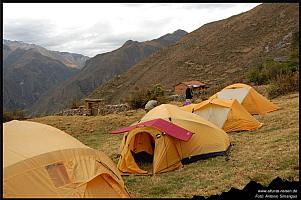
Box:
xmin=156 ymin=96 xmax=169 ymax=104
xmin=247 ymin=58 xmax=297 ymax=85
xmin=262 ymin=59 xmax=285 ymax=80
xmin=3 ymin=112 xmax=14 ymax=122
xmin=13 ymin=109 xmax=25 ymax=120
xmin=247 ymin=31 xmax=299 ymax=87
xmin=151 ymin=84 xmax=165 ymax=97
xmin=247 ymin=63 xmax=268 ymax=85
xmin=247 ymin=32 xmax=299 ymax=99
xmin=3 ymin=109 xmax=26 ymax=122
xmin=127 ymin=89 xmax=149 ymax=109
xmin=70 ymin=98 xmax=81 ymax=109
xmin=127 ymin=84 xmax=166 ymax=109
xmin=267 ymin=72 xmax=299 ymax=99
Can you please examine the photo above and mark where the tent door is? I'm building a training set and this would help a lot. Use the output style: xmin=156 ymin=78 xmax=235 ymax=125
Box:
xmin=130 ymin=132 xmax=155 ymax=173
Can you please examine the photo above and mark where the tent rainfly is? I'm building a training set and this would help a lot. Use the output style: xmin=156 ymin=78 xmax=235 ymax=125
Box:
xmin=112 ymin=104 xmax=230 ymax=174
xmin=210 ymin=83 xmax=279 ymax=115
xmin=3 ymin=120 xmax=129 ymax=198
xmin=181 ymin=98 xmax=263 ymax=132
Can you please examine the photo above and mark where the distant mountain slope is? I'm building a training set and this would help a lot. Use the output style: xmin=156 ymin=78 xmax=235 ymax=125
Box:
xmin=30 ymin=29 xmax=187 ymax=115
xmin=3 ymin=44 xmax=13 ymax=60
xmin=3 ymin=48 xmax=78 ymax=113
xmin=89 ymin=3 xmax=299 ymax=104
xmin=3 ymin=39 xmax=89 ymax=69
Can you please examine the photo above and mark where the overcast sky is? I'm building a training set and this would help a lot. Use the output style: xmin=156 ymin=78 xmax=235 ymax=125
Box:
xmin=3 ymin=3 xmax=261 ymax=57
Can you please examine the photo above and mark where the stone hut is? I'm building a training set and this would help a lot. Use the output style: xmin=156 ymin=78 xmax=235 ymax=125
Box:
xmin=174 ymin=80 xmax=209 ymax=96
xmin=84 ymin=98 xmax=105 ymax=116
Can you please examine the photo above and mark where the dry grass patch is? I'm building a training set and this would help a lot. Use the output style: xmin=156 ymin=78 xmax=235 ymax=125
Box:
xmin=29 ymin=109 xmax=145 ymax=161
xmin=30 ymin=92 xmax=299 ymax=198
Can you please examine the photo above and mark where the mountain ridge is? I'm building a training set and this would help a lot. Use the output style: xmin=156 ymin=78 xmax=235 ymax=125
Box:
xmin=3 ymin=39 xmax=89 ymax=69
xmin=88 ymin=3 xmax=299 ymax=104
xmin=29 ymin=29 xmax=188 ymax=116
xmin=3 ymin=48 xmax=78 ymax=113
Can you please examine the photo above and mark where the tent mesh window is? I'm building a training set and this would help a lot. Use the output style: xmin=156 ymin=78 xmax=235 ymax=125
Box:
xmin=46 ymin=162 xmax=71 ymax=187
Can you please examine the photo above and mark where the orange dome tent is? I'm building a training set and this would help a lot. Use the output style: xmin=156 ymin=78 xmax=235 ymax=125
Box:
xmin=113 ymin=104 xmax=230 ymax=175
xmin=210 ymin=83 xmax=279 ymax=115
xmin=181 ymin=98 xmax=263 ymax=132
xmin=3 ymin=120 xmax=129 ymax=198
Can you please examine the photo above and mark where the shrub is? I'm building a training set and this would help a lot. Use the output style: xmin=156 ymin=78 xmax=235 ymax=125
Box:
xmin=3 ymin=109 xmax=26 ymax=122
xmin=247 ymin=31 xmax=299 ymax=87
xmin=127 ymin=84 xmax=166 ymax=109
xmin=151 ymin=84 xmax=165 ymax=97
xmin=13 ymin=109 xmax=25 ymax=120
xmin=247 ymin=33 xmax=299 ymax=99
xmin=3 ymin=112 xmax=14 ymax=122
xmin=247 ymin=64 xmax=268 ymax=85
xmin=267 ymin=72 xmax=299 ymax=99
xmin=156 ymin=96 xmax=169 ymax=105
xmin=70 ymin=98 xmax=81 ymax=109
xmin=262 ymin=59 xmax=285 ymax=80
xmin=127 ymin=89 xmax=149 ymax=109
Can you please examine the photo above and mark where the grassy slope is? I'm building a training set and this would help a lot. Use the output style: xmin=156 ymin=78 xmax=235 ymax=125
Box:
xmin=30 ymin=92 xmax=299 ymax=198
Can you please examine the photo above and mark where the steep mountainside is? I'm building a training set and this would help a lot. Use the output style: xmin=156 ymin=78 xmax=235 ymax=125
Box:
xmin=30 ymin=30 xmax=187 ymax=115
xmin=3 ymin=48 xmax=78 ymax=113
xmin=3 ymin=39 xmax=89 ymax=69
xmin=3 ymin=44 xmax=13 ymax=60
xmin=89 ymin=3 xmax=299 ymax=104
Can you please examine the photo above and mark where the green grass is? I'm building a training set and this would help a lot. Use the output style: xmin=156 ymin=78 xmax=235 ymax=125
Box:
xmin=30 ymin=92 xmax=299 ymax=198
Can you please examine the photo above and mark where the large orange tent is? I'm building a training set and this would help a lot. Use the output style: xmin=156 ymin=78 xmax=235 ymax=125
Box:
xmin=3 ymin=120 xmax=129 ymax=198
xmin=181 ymin=98 xmax=263 ymax=132
xmin=113 ymin=104 xmax=230 ymax=175
xmin=210 ymin=83 xmax=279 ymax=115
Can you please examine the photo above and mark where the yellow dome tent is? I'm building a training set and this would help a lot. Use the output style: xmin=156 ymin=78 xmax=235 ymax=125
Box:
xmin=181 ymin=98 xmax=263 ymax=132
xmin=3 ymin=120 xmax=129 ymax=198
xmin=210 ymin=83 xmax=279 ymax=115
xmin=112 ymin=104 xmax=230 ymax=174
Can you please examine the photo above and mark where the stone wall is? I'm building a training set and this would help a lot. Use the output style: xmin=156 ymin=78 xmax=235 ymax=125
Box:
xmin=102 ymin=104 xmax=130 ymax=115
xmin=55 ymin=108 xmax=89 ymax=116
xmin=56 ymin=103 xmax=130 ymax=116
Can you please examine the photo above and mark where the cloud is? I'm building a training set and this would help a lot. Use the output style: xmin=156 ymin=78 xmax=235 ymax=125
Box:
xmin=3 ymin=15 xmax=172 ymax=56
xmin=180 ymin=3 xmax=238 ymax=10
xmin=3 ymin=19 xmax=55 ymax=43
xmin=3 ymin=18 xmax=113 ymax=56
xmin=3 ymin=3 xmax=260 ymax=57
xmin=122 ymin=3 xmax=146 ymax=8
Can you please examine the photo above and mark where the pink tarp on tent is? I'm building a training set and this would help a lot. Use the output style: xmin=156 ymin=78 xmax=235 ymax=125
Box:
xmin=111 ymin=118 xmax=193 ymax=141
